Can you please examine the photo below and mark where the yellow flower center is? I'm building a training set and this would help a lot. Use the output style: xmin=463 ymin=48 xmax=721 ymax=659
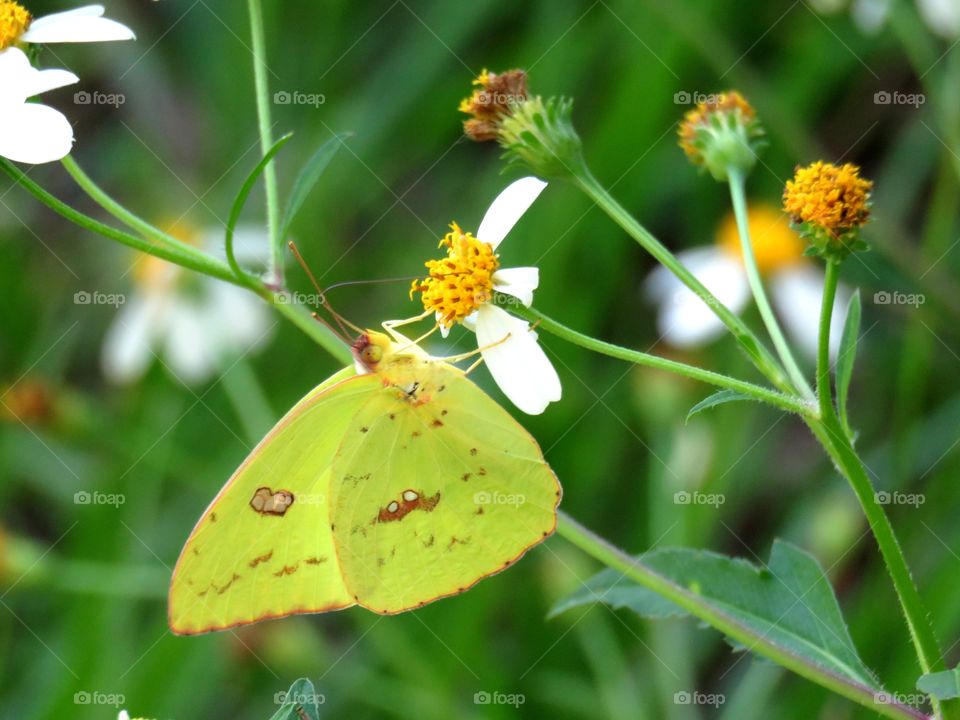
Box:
xmin=783 ymin=161 xmax=872 ymax=236
xmin=678 ymin=90 xmax=755 ymax=163
xmin=718 ymin=205 xmax=804 ymax=275
xmin=0 ymin=1 xmax=31 ymax=50
xmin=410 ymin=222 xmax=499 ymax=328
xmin=132 ymin=221 xmax=200 ymax=292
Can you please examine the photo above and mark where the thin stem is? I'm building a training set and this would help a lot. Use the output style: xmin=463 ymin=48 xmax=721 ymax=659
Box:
xmin=555 ymin=511 xmax=928 ymax=720
xmin=818 ymin=261 xmax=840 ymax=421
xmin=728 ymin=170 xmax=814 ymax=399
xmin=512 ymin=302 xmax=811 ymax=416
xmin=573 ymin=168 xmax=795 ymax=395
xmin=247 ymin=0 xmax=283 ymax=286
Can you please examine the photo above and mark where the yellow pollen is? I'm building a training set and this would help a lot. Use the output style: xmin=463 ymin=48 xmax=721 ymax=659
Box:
xmin=717 ymin=205 xmax=804 ymax=275
xmin=459 ymin=68 xmax=528 ymax=142
xmin=410 ymin=222 xmax=500 ymax=328
xmin=0 ymin=1 xmax=30 ymax=50
xmin=133 ymin=220 xmax=201 ymax=291
xmin=783 ymin=161 xmax=872 ymax=236
xmin=678 ymin=90 xmax=755 ymax=163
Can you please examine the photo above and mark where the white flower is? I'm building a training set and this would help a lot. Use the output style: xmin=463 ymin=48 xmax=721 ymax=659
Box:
xmin=412 ymin=177 xmax=561 ymax=415
xmin=645 ymin=205 xmax=849 ymax=359
xmin=101 ymin=225 xmax=274 ymax=385
xmin=0 ymin=3 xmax=134 ymax=163
xmin=812 ymin=0 xmax=960 ymax=38
xmin=0 ymin=47 xmax=77 ymax=163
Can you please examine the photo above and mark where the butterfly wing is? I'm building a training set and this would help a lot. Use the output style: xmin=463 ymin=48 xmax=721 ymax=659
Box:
xmin=329 ymin=361 xmax=560 ymax=613
xmin=168 ymin=367 xmax=374 ymax=635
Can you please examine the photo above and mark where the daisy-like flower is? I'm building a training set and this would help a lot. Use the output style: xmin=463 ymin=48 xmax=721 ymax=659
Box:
xmin=101 ymin=225 xmax=273 ymax=385
xmin=645 ymin=205 xmax=848 ymax=358
xmin=410 ymin=176 xmax=561 ymax=415
xmin=0 ymin=2 xmax=134 ymax=163
xmin=0 ymin=47 xmax=78 ymax=163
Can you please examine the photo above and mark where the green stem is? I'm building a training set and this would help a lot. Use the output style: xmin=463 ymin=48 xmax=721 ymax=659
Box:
xmin=728 ymin=170 xmax=814 ymax=399
xmin=555 ymin=511 xmax=928 ymax=720
xmin=246 ymin=0 xmax=283 ymax=286
xmin=572 ymin=168 xmax=794 ymax=395
xmin=813 ymin=260 xmax=950 ymax=716
xmin=513 ymin=302 xmax=812 ymax=416
xmin=0 ymin=159 xmax=351 ymax=365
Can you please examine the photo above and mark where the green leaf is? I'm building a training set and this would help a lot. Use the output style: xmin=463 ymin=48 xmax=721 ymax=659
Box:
xmin=268 ymin=678 xmax=322 ymax=720
xmin=918 ymin=667 xmax=960 ymax=700
xmin=279 ymin=133 xmax=350 ymax=244
xmin=836 ymin=291 xmax=861 ymax=429
xmin=550 ymin=541 xmax=876 ymax=688
xmin=686 ymin=389 xmax=754 ymax=423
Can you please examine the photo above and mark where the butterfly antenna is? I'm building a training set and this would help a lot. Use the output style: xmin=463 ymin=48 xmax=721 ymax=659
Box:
xmin=288 ymin=241 xmax=359 ymax=339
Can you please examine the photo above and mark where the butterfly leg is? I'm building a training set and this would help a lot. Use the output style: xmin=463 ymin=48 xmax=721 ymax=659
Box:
xmin=442 ymin=331 xmax=512 ymax=365
xmin=382 ymin=312 xmax=431 ymax=341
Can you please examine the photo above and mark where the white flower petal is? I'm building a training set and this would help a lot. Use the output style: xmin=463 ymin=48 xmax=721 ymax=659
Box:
xmin=200 ymin=223 xmax=270 ymax=267
xmin=0 ymin=102 xmax=74 ymax=164
xmin=462 ymin=311 xmax=478 ymax=332
xmin=476 ymin=176 xmax=547 ymax=249
xmin=474 ymin=304 xmax=561 ymax=415
xmin=644 ymin=247 xmax=750 ymax=348
xmin=206 ymin=280 xmax=273 ymax=351
xmin=492 ymin=266 xmax=539 ymax=307
xmin=918 ymin=0 xmax=960 ymax=37
xmin=163 ymin=301 xmax=220 ymax=384
xmin=0 ymin=48 xmax=78 ymax=103
xmin=851 ymin=0 xmax=891 ymax=33
xmin=21 ymin=6 xmax=136 ymax=44
xmin=101 ymin=294 xmax=162 ymax=384
xmin=770 ymin=265 xmax=849 ymax=360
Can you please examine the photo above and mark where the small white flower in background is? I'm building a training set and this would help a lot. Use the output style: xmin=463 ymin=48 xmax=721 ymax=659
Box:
xmin=812 ymin=0 xmax=960 ymax=38
xmin=0 ymin=2 xmax=134 ymax=163
xmin=645 ymin=205 xmax=849 ymax=359
xmin=0 ymin=47 xmax=78 ymax=163
xmin=101 ymin=225 xmax=274 ymax=385
xmin=410 ymin=176 xmax=561 ymax=415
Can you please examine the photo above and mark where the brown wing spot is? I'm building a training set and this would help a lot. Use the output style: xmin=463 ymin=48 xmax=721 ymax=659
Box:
xmin=461 ymin=472 xmax=472 ymax=482
xmin=377 ymin=557 xmax=386 ymax=567
xmin=422 ymin=534 xmax=435 ymax=548
xmin=216 ymin=573 xmax=241 ymax=595
xmin=431 ymin=419 xmax=444 ymax=427
xmin=447 ymin=535 xmax=470 ymax=549
xmin=411 ymin=430 xmax=421 ymax=438
xmin=475 ymin=507 xmax=484 ymax=515
xmin=438 ymin=384 xmax=446 ymax=392
xmin=360 ymin=426 xmax=369 ymax=433
xmin=304 ymin=556 xmax=327 ymax=565
xmin=249 ymin=550 xmax=274 ymax=568
xmin=250 ymin=487 xmax=295 ymax=516
xmin=192 ymin=547 xmax=200 ymax=556
xmin=441 ymin=409 xmax=448 ymax=416
xmin=389 ymin=413 xmax=396 ymax=420
xmin=376 ymin=490 xmax=440 ymax=523
xmin=478 ymin=467 xmax=487 ymax=476
xmin=273 ymin=563 xmax=300 ymax=577
xmin=470 ymin=448 xmax=478 ymax=456
xmin=209 ymin=512 xmax=217 ymax=523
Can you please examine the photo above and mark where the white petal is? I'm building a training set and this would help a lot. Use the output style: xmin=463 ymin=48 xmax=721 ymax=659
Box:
xmin=917 ymin=0 xmax=960 ymax=37
xmin=851 ymin=0 xmax=891 ymax=33
xmin=492 ymin=266 xmax=539 ymax=307
xmin=771 ymin=266 xmax=849 ymax=360
xmin=21 ymin=6 xmax=136 ymax=44
xmin=476 ymin=176 xmax=547 ymax=249
xmin=474 ymin=304 xmax=561 ymax=415
xmin=0 ymin=103 xmax=74 ymax=164
xmin=101 ymin=294 xmax=161 ymax=384
xmin=205 ymin=280 xmax=273 ymax=351
xmin=644 ymin=247 xmax=750 ymax=348
xmin=0 ymin=48 xmax=78 ymax=103
xmin=163 ymin=301 xmax=220 ymax=384
xmin=461 ymin=311 xmax=478 ymax=332
xmin=200 ymin=223 xmax=270 ymax=267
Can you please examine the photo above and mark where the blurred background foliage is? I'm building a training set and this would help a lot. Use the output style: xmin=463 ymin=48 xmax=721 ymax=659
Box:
xmin=1 ymin=0 xmax=959 ymax=718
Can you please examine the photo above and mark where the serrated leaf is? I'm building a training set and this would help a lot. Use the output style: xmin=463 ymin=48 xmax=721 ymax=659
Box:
xmin=686 ymin=389 xmax=754 ymax=423
xmin=279 ymin=134 xmax=349 ymax=244
xmin=269 ymin=678 xmax=322 ymax=720
xmin=550 ymin=541 xmax=876 ymax=688
xmin=918 ymin=667 xmax=960 ymax=700
xmin=836 ymin=291 xmax=861 ymax=430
